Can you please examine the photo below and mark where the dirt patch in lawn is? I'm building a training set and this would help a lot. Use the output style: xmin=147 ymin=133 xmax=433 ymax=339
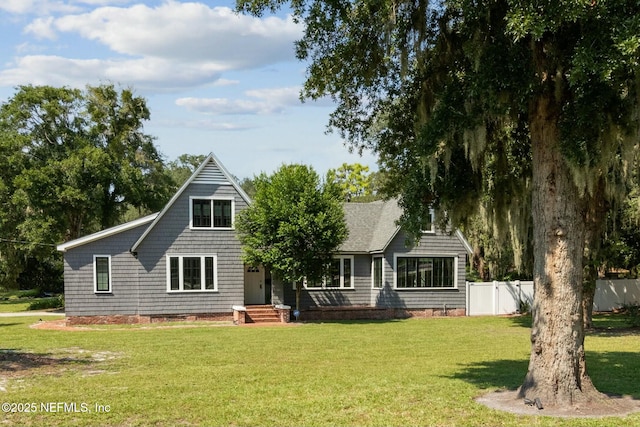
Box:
xmin=31 ymin=318 xmax=296 ymax=331
xmin=0 ymin=347 xmax=121 ymax=391
xmin=476 ymin=389 xmax=640 ymax=418
xmin=30 ymin=319 xmax=90 ymax=331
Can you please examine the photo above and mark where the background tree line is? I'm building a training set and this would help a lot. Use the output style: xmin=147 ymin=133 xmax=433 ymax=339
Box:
xmin=3 ymin=84 xmax=640 ymax=301
xmin=0 ymin=86 xmax=213 ymax=292
xmin=0 ymin=85 xmax=382 ymax=293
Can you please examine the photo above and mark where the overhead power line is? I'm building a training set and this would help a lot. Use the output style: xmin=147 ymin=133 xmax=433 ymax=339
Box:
xmin=0 ymin=238 xmax=57 ymax=248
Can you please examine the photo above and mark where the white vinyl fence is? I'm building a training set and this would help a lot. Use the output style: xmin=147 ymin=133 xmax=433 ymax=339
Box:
xmin=594 ymin=279 xmax=640 ymax=312
xmin=467 ymin=279 xmax=640 ymax=315
xmin=466 ymin=280 xmax=534 ymax=316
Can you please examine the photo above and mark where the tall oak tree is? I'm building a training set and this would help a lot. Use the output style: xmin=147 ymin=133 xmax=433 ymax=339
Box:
xmin=0 ymin=84 xmax=173 ymax=288
xmin=239 ymin=0 xmax=640 ymax=408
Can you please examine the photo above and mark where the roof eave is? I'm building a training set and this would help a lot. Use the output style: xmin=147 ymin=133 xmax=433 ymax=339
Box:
xmin=130 ymin=153 xmax=250 ymax=253
xmin=456 ymin=229 xmax=474 ymax=254
xmin=56 ymin=213 xmax=158 ymax=253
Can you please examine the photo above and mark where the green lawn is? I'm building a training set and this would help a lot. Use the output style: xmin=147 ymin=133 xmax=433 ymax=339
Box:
xmin=0 ymin=289 xmax=63 ymax=313
xmin=0 ymin=315 xmax=638 ymax=427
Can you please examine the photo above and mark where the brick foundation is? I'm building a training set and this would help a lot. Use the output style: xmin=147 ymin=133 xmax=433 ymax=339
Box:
xmin=66 ymin=312 xmax=233 ymax=326
xmin=275 ymin=306 xmax=291 ymax=323
xmin=66 ymin=307 xmax=465 ymax=325
xmin=299 ymin=306 xmax=466 ymax=321
xmin=232 ymin=308 xmax=246 ymax=325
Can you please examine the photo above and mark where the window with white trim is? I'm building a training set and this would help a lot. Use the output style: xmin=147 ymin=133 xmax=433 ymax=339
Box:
xmin=395 ymin=256 xmax=455 ymax=288
xmin=94 ymin=255 xmax=111 ymax=293
xmin=303 ymin=256 xmax=354 ymax=289
xmin=190 ymin=197 xmax=234 ymax=229
xmin=167 ymin=254 xmax=218 ymax=292
xmin=422 ymin=208 xmax=435 ymax=233
xmin=372 ymin=256 xmax=383 ymax=288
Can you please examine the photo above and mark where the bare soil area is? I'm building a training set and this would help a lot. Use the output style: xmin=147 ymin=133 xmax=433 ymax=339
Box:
xmin=476 ymin=389 xmax=640 ymax=418
xmin=30 ymin=318 xmax=296 ymax=331
xmin=0 ymin=347 xmax=121 ymax=392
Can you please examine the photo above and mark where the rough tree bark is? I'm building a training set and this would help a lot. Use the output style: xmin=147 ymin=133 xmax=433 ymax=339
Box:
xmin=517 ymin=92 xmax=605 ymax=406
xmin=582 ymin=180 xmax=608 ymax=329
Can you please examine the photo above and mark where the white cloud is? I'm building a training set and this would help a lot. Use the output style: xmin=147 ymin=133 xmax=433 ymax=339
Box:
xmin=49 ymin=2 xmax=302 ymax=69
xmin=244 ymin=86 xmax=301 ymax=105
xmin=175 ymin=96 xmax=283 ymax=115
xmin=213 ymin=78 xmax=240 ymax=87
xmin=24 ymin=17 xmax=58 ymax=40
xmin=0 ymin=55 xmax=224 ymax=90
xmin=0 ymin=0 xmax=132 ymax=14
xmin=7 ymin=2 xmax=302 ymax=91
xmin=175 ymin=86 xmax=304 ymax=116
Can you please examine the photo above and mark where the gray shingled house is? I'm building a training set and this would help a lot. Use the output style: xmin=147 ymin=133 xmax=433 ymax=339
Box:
xmin=57 ymin=153 xmax=472 ymax=324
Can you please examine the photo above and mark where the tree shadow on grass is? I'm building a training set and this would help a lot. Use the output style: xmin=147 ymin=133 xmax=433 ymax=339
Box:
xmin=506 ymin=312 xmax=640 ymax=336
xmin=299 ymin=318 xmax=405 ymax=325
xmin=587 ymin=351 xmax=640 ymax=399
xmin=447 ymin=351 xmax=640 ymax=399
xmin=447 ymin=358 xmax=528 ymax=391
xmin=0 ymin=349 xmax=92 ymax=375
xmin=504 ymin=314 xmax=532 ymax=329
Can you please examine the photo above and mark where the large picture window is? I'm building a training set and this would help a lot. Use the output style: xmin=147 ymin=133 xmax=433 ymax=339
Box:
xmin=190 ymin=198 xmax=233 ymax=229
xmin=94 ymin=255 xmax=111 ymax=293
xmin=395 ymin=256 xmax=455 ymax=288
xmin=167 ymin=254 xmax=217 ymax=292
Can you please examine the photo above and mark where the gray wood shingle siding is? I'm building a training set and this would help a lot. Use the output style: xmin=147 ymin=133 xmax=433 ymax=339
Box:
xmin=63 ymin=224 xmax=148 ymax=316
xmin=280 ymin=254 xmax=373 ymax=308
xmin=274 ymin=200 xmax=468 ymax=309
xmin=373 ymin=230 xmax=467 ymax=309
xmin=59 ymin=153 xmax=472 ymax=319
xmin=134 ymin=184 xmax=247 ymax=315
xmin=59 ymin=154 xmax=250 ymax=318
xmin=277 ymin=223 xmax=469 ymax=311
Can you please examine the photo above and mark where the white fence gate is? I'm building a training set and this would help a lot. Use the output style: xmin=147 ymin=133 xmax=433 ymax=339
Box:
xmin=466 ymin=281 xmax=534 ymax=316
xmin=594 ymin=279 xmax=640 ymax=311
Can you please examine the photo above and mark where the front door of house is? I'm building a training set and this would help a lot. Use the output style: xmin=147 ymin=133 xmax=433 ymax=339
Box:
xmin=244 ymin=265 xmax=265 ymax=305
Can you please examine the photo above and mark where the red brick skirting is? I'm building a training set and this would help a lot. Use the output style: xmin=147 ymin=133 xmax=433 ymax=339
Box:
xmin=66 ymin=313 xmax=233 ymax=326
xmin=300 ymin=306 xmax=466 ymax=321
xmin=66 ymin=307 xmax=465 ymax=325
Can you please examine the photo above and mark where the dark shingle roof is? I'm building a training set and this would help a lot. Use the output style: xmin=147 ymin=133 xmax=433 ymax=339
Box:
xmin=339 ymin=199 xmax=403 ymax=253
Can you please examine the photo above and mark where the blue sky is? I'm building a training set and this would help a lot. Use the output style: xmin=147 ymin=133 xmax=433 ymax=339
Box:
xmin=0 ymin=0 xmax=378 ymax=179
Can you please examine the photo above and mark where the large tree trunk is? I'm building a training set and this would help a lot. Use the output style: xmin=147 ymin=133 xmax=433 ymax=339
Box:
xmin=582 ymin=181 xmax=608 ymax=329
xmin=582 ymin=269 xmax=597 ymax=330
xmin=517 ymin=93 xmax=604 ymax=407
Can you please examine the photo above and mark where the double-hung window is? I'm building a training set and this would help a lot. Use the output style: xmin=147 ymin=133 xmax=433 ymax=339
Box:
xmin=94 ymin=255 xmax=111 ymax=293
xmin=190 ymin=198 xmax=233 ymax=229
xmin=421 ymin=208 xmax=436 ymax=233
xmin=167 ymin=254 xmax=217 ymax=292
xmin=303 ymin=256 xmax=354 ymax=289
xmin=372 ymin=257 xmax=383 ymax=288
xmin=395 ymin=256 xmax=455 ymax=288
xmin=327 ymin=257 xmax=352 ymax=288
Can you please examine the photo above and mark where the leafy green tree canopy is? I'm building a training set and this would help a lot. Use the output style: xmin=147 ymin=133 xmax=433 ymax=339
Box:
xmin=167 ymin=154 xmax=208 ymax=189
xmin=238 ymin=0 xmax=640 ymax=409
xmin=0 ymin=84 xmax=173 ymax=289
xmin=235 ymin=164 xmax=348 ymax=309
xmin=327 ymin=162 xmax=377 ymax=201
